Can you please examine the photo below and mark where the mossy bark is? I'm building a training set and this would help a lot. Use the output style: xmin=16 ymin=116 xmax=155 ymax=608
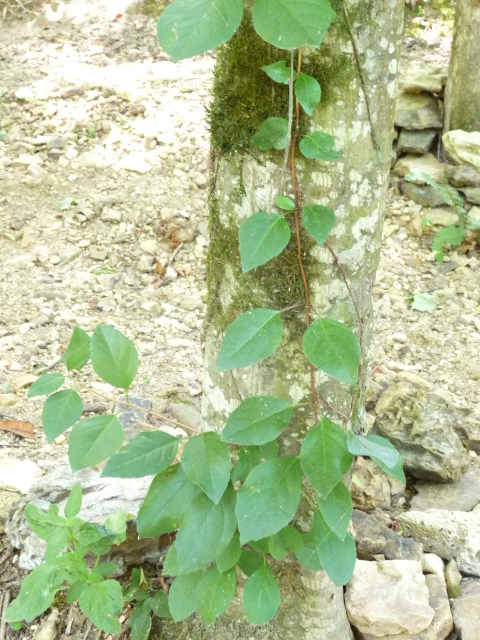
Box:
xmin=444 ymin=0 xmax=480 ymax=132
xmin=156 ymin=1 xmax=403 ymax=638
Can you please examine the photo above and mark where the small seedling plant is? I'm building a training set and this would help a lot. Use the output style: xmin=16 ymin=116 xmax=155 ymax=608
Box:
xmin=6 ymin=0 xmax=405 ymax=635
xmin=405 ymin=170 xmax=480 ymax=261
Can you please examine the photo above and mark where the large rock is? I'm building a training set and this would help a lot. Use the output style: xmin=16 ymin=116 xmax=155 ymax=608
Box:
xmin=397 ymin=129 xmax=437 ymax=155
xmin=400 ymin=182 xmax=445 ymax=207
xmin=443 ymin=130 xmax=480 ymax=171
xmin=356 ymin=574 xmax=453 ymax=640
xmin=398 ymin=510 xmax=480 ymax=577
xmin=350 ymin=457 xmax=393 ymax=511
xmin=5 ymin=465 xmax=159 ymax=571
xmin=372 ymin=373 xmax=469 ymax=481
xmin=395 ymin=93 xmax=442 ymax=130
xmin=345 ymin=560 xmax=434 ymax=637
xmin=445 ymin=164 xmax=480 ymax=188
xmin=352 ymin=510 xmax=423 ymax=561
xmin=393 ymin=154 xmax=447 ymax=183
xmin=460 ymin=187 xmax=480 ymax=205
xmin=399 ymin=61 xmax=447 ymax=95
xmin=411 ymin=458 xmax=480 ymax=512
xmin=0 ymin=458 xmax=41 ymax=534
xmin=451 ymin=593 xmax=480 ymax=640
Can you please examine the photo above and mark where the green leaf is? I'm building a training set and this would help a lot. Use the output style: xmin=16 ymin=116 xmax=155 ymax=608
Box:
xmin=75 ymin=523 xmax=117 ymax=556
xmin=61 ymin=326 xmax=91 ymax=372
xmin=4 ymin=564 xmax=69 ymax=623
xmin=218 ymin=308 xmax=283 ymax=371
xmin=90 ymin=324 xmax=139 ymax=390
xmin=181 ymin=432 xmax=230 ymax=504
xmin=243 ymin=563 xmax=280 ymax=625
xmin=238 ymin=549 xmax=263 ymax=576
xmin=232 ymin=446 xmax=262 ymax=482
xmin=302 ymin=204 xmax=335 ymax=245
xmin=28 ymin=373 xmax=64 ymax=398
xmin=79 ymin=581 xmax=124 ymax=634
xmin=196 ymin=566 xmax=236 ymax=625
xmin=129 ymin=600 xmax=152 ymax=640
xmin=346 ymin=432 xmax=399 ymax=468
xmin=313 ymin=510 xmax=356 ymax=585
xmin=24 ymin=504 xmax=65 ymax=541
xmin=215 ymin=533 xmax=242 ymax=573
xmin=252 ymin=0 xmax=334 ymax=49
xmin=239 ymin=211 xmax=290 ymax=273
xmin=236 ymin=457 xmax=302 ymax=544
xmin=66 ymin=580 xmax=88 ymax=604
xmin=268 ymin=525 xmax=303 ymax=560
xmin=175 ymin=484 xmax=237 ymax=573
xmin=102 ymin=431 xmax=178 ymax=479
xmin=168 ymin=571 xmax=203 ymax=622
xmin=58 ymin=197 xmax=78 ymax=210
xmin=42 ymin=390 xmax=83 ymax=443
xmin=295 ymin=73 xmax=321 ymax=115
xmin=151 ymin=591 xmax=171 ymax=618
xmin=300 ymin=418 xmax=353 ymax=498
xmin=251 ymin=117 xmax=288 ymax=151
xmin=367 ymin=435 xmax=406 ymax=485
xmin=299 ymin=131 xmax=341 ymax=160
xmin=69 ymin=415 xmax=124 ymax=471
xmin=303 ymin=317 xmax=360 ymax=384
xmin=137 ymin=465 xmax=200 ymax=538
xmin=276 ymin=195 xmax=295 ymax=211
xmin=317 ymin=482 xmax=352 ymax=540
xmin=432 ymin=225 xmax=466 ymax=252
xmin=92 ymin=562 xmax=118 ymax=578
xmin=64 ymin=483 xmax=82 ymax=519
xmin=105 ymin=509 xmax=129 ymax=545
xmin=157 ymin=0 xmax=243 ymax=62
xmin=222 ymin=396 xmax=292 ymax=445
xmin=261 ymin=60 xmax=294 ymax=84
xmin=295 ymin=531 xmax=323 ymax=571
xmin=411 ymin=292 xmax=437 ymax=313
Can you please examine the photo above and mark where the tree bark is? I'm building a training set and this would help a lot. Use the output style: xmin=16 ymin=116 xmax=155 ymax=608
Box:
xmin=444 ymin=0 xmax=480 ymax=132
xmin=157 ymin=1 xmax=404 ymax=638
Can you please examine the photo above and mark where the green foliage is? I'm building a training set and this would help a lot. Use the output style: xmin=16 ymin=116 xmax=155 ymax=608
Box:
xmin=11 ymin=2 xmax=405 ymax=634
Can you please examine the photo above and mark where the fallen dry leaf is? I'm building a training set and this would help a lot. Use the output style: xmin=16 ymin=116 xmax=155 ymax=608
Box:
xmin=0 ymin=419 xmax=36 ymax=439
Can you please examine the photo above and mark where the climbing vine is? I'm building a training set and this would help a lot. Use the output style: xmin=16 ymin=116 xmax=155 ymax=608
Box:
xmin=5 ymin=0 xmax=404 ymax=636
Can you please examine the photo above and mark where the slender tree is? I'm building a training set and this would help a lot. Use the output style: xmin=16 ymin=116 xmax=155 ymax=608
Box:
xmin=444 ymin=0 xmax=480 ymax=132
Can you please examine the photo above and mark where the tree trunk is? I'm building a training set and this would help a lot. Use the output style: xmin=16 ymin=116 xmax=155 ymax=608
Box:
xmin=157 ymin=1 xmax=403 ymax=638
xmin=444 ymin=0 xmax=480 ymax=132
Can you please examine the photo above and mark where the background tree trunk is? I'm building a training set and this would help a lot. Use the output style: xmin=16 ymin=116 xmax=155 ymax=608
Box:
xmin=157 ymin=1 xmax=404 ymax=638
xmin=444 ymin=0 xmax=480 ymax=132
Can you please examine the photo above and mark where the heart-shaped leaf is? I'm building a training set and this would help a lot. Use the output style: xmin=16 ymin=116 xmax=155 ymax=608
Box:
xmin=239 ymin=211 xmax=290 ymax=273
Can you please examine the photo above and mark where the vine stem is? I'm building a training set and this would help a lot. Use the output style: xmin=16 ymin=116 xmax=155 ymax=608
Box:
xmin=290 ymin=47 xmax=319 ymax=424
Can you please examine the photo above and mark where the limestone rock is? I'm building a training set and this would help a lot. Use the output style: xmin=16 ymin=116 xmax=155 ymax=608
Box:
xmin=401 ymin=182 xmax=445 ymax=207
xmin=0 ymin=457 xmax=41 ymax=494
xmin=352 ymin=510 xmax=423 ymax=562
xmin=443 ymin=130 xmax=480 ymax=172
xmin=422 ymin=208 xmax=458 ymax=227
xmin=451 ymin=593 xmax=480 ymax=640
xmin=397 ymin=129 xmax=437 ymax=155
xmin=445 ymin=164 xmax=480 ymax=188
xmin=372 ymin=374 xmax=469 ymax=481
xmin=5 ymin=465 xmax=157 ymax=571
xmin=395 ymin=93 xmax=442 ymax=130
xmin=460 ymin=187 xmax=480 ymax=205
xmin=398 ymin=509 xmax=480 ymax=577
xmin=399 ymin=61 xmax=447 ymax=95
xmin=411 ymin=458 xmax=480 ymax=512
xmin=393 ymin=154 xmax=447 ymax=183
xmin=350 ymin=457 xmax=392 ymax=511
xmin=345 ymin=560 xmax=434 ymax=636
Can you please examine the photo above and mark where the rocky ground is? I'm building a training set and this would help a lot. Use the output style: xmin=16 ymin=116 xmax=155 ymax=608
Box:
xmin=0 ymin=1 xmax=480 ymax=639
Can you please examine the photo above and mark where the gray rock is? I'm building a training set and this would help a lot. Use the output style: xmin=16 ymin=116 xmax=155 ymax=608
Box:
xmin=77 ymin=151 xmax=109 ymax=169
xmin=5 ymin=465 xmax=157 ymax=571
xmin=352 ymin=509 xmax=423 ymax=561
xmin=443 ymin=130 xmax=480 ymax=172
xmin=350 ymin=457 xmax=393 ymax=511
xmin=115 ymin=395 xmax=152 ymax=431
xmin=411 ymin=458 xmax=480 ymax=512
xmin=372 ymin=374 xmax=469 ymax=481
xmin=460 ymin=187 xmax=480 ymax=205
xmin=460 ymin=578 xmax=480 ymax=597
xmin=445 ymin=164 xmax=480 ymax=188
xmin=452 ymin=593 xmax=480 ymax=640
xmin=401 ymin=182 xmax=445 ymax=207
xmin=422 ymin=207 xmax=458 ymax=227
xmin=46 ymin=136 xmax=66 ymax=150
xmin=397 ymin=129 xmax=437 ymax=155
xmin=393 ymin=154 xmax=447 ymax=183
xmin=169 ymin=402 xmax=201 ymax=429
xmin=346 ymin=560 xmax=434 ymax=637
xmin=399 ymin=61 xmax=447 ymax=95
xmin=398 ymin=510 xmax=480 ymax=577
xmin=395 ymin=92 xmax=443 ymax=130
xmin=356 ymin=574 xmax=453 ymax=640
xmin=89 ymin=245 xmax=108 ymax=261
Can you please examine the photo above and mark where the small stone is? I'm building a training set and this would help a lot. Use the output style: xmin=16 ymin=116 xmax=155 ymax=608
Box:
xmin=395 ymin=92 xmax=442 ymax=130
xmin=192 ymin=172 xmax=208 ymax=188
xmin=422 ymin=553 xmax=446 ymax=581
xmin=54 ymin=435 xmax=67 ymax=446
xmin=445 ymin=164 xmax=480 ymax=188
xmin=401 ymin=182 xmax=446 ymax=207
xmin=460 ymin=187 xmax=480 ymax=205
xmin=137 ymin=254 xmax=155 ymax=272
xmin=34 ymin=608 xmax=59 ymax=640
xmin=140 ymin=239 xmax=158 ymax=255
xmin=61 ymin=87 xmax=85 ymax=99
xmin=46 ymin=136 xmax=66 ymax=150
xmin=422 ymin=207 xmax=458 ymax=227
xmin=128 ymin=103 xmax=146 ymax=116
xmin=11 ymin=153 xmax=43 ymax=167
xmin=20 ymin=227 xmax=40 ymax=248
xmin=77 ymin=151 xmax=109 ymax=169
xmin=169 ymin=403 xmax=201 ymax=429
xmin=0 ymin=458 xmax=41 ymax=494
xmin=89 ymin=245 xmax=108 ymax=261
xmin=407 ymin=214 xmax=423 ymax=237
xmin=121 ymin=155 xmax=152 ymax=174
xmin=452 ymin=593 xmax=480 ymax=640
xmin=446 ymin=558 xmax=463 ymax=598
xmin=397 ymin=129 xmax=437 ymax=154
xmin=59 ymin=247 xmax=81 ymax=264
xmin=393 ymin=153 xmax=447 ymax=183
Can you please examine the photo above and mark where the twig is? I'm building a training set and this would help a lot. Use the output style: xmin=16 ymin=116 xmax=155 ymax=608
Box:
xmin=0 ymin=590 xmax=11 ymax=640
xmin=279 ymin=49 xmax=296 ymax=194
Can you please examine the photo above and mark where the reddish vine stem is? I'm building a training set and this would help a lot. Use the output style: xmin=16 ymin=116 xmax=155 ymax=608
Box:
xmin=289 ymin=48 xmax=319 ymax=424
